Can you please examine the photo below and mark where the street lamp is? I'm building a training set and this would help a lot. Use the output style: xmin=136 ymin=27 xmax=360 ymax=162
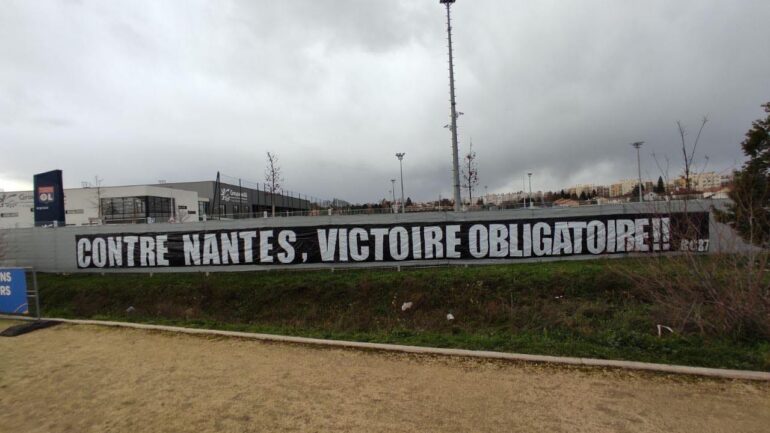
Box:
xmin=631 ymin=141 xmax=644 ymax=202
xmin=440 ymin=0 xmax=462 ymax=212
xmin=527 ymin=173 xmax=533 ymax=209
xmin=396 ymin=153 xmax=406 ymax=214
xmin=390 ymin=179 xmax=397 ymax=213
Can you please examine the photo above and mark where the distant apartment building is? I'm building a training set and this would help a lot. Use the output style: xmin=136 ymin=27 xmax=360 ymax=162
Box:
xmin=567 ymin=184 xmax=609 ymax=198
xmin=720 ymin=173 xmax=734 ymax=186
xmin=567 ymin=184 xmax=596 ymax=197
xmin=609 ymin=179 xmax=654 ymax=197
xmin=483 ymin=191 xmax=527 ymax=206
xmin=688 ymin=172 xmax=722 ymax=191
xmin=609 ymin=179 xmax=639 ymax=197
xmin=594 ymin=185 xmax=610 ymax=197
xmin=668 ymin=171 xmax=730 ymax=192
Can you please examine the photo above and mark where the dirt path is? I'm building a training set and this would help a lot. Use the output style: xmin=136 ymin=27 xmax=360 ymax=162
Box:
xmin=1 ymin=322 xmax=768 ymax=433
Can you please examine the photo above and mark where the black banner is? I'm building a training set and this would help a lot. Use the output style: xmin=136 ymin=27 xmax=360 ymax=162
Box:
xmin=34 ymin=169 xmax=65 ymax=227
xmin=75 ymin=212 xmax=710 ymax=269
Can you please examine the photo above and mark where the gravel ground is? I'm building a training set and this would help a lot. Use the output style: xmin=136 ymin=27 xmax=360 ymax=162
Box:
xmin=0 ymin=321 xmax=768 ymax=433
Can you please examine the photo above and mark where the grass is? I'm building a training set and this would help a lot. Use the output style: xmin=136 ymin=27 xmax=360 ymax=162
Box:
xmin=34 ymin=259 xmax=770 ymax=371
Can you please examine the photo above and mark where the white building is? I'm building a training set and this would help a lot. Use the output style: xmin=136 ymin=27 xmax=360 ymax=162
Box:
xmin=688 ymin=172 xmax=723 ymax=191
xmin=567 ymin=184 xmax=596 ymax=197
xmin=0 ymin=185 xmax=200 ymax=229
xmin=483 ymin=191 xmax=528 ymax=206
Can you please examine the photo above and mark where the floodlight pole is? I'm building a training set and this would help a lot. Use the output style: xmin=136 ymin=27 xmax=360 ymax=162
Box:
xmin=441 ymin=0 xmax=462 ymax=212
xmin=631 ymin=141 xmax=644 ymax=202
xmin=390 ymin=179 xmax=397 ymax=213
xmin=527 ymin=172 xmax=533 ymax=209
xmin=396 ymin=153 xmax=406 ymax=214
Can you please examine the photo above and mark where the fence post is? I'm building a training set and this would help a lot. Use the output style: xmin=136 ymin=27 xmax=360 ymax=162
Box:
xmin=32 ymin=269 xmax=40 ymax=320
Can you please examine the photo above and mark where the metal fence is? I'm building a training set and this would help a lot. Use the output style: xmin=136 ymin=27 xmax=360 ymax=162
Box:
xmin=196 ymin=197 xmax=727 ymax=221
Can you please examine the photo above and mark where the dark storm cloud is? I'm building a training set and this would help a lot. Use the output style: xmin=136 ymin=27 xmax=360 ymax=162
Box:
xmin=1 ymin=0 xmax=769 ymax=201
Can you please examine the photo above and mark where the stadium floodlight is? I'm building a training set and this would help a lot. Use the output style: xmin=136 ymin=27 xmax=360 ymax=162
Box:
xmin=631 ymin=141 xmax=644 ymax=202
xmin=396 ymin=153 xmax=406 ymax=214
xmin=440 ymin=0 xmax=462 ymax=212
xmin=527 ymin=173 xmax=533 ymax=208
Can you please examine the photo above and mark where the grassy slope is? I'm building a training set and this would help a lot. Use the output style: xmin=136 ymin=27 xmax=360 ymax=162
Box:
xmin=37 ymin=259 xmax=770 ymax=371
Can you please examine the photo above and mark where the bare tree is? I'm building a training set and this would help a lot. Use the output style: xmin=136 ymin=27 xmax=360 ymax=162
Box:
xmin=82 ymin=175 xmax=104 ymax=223
xmin=461 ymin=140 xmax=479 ymax=205
xmin=265 ymin=152 xmax=283 ymax=217
xmin=677 ymin=116 xmax=708 ymax=193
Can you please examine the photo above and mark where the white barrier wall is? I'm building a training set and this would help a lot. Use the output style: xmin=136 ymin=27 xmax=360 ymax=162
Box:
xmin=0 ymin=200 xmax=744 ymax=273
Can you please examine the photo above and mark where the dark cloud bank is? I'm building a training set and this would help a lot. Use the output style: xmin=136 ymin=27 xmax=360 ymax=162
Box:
xmin=1 ymin=0 xmax=769 ymax=201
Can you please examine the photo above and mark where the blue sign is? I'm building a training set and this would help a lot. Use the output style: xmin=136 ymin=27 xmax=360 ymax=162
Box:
xmin=33 ymin=169 xmax=65 ymax=227
xmin=0 ymin=268 xmax=28 ymax=315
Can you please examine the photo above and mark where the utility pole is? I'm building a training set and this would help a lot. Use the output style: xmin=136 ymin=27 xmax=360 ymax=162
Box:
xmin=390 ymin=179 xmax=397 ymax=213
xmin=631 ymin=141 xmax=644 ymax=202
xmin=396 ymin=152 xmax=406 ymax=214
xmin=441 ymin=0 xmax=462 ymax=212
xmin=527 ymin=172 xmax=533 ymax=209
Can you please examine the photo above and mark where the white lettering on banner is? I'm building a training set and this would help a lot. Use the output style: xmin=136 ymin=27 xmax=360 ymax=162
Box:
xmin=277 ymin=230 xmax=296 ymax=264
xmin=183 ymin=234 xmax=201 ymax=265
xmin=616 ymin=220 xmax=635 ymax=252
xmin=220 ymin=232 xmax=240 ymax=265
xmin=389 ymin=227 xmax=409 ymax=261
xmin=424 ymin=226 xmax=443 ymax=259
xmin=660 ymin=218 xmax=671 ymax=251
xmin=202 ymin=233 xmax=220 ymax=265
xmin=509 ymin=224 xmax=522 ymax=257
xmin=634 ymin=219 xmax=650 ymax=252
xmin=348 ymin=228 xmax=368 ymax=262
xmin=139 ymin=236 xmax=155 ymax=267
xmin=468 ymin=224 xmax=488 ymax=258
xmin=77 ymin=238 xmax=91 ymax=268
xmin=318 ymin=229 xmax=337 ymax=262
xmin=108 ymin=237 xmax=123 ymax=267
xmin=371 ymin=228 xmax=388 ymax=261
xmin=124 ymin=236 xmax=138 ymax=267
xmin=259 ymin=230 xmax=274 ymax=263
xmin=239 ymin=231 xmax=257 ymax=263
xmin=606 ymin=221 xmax=616 ymax=253
xmin=586 ymin=220 xmax=606 ymax=254
xmin=532 ymin=222 xmax=551 ymax=257
xmin=489 ymin=224 xmax=508 ymax=258
xmin=411 ymin=227 xmax=422 ymax=259
xmin=445 ymin=225 xmax=461 ymax=258
xmin=92 ymin=238 xmax=107 ymax=267
xmin=156 ymin=235 xmax=169 ymax=266
xmin=72 ymin=213 xmax=709 ymax=269
xmin=568 ymin=222 xmax=587 ymax=254
xmin=552 ymin=222 xmax=572 ymax=255
xmin=338 ymin=229 xmax=349 ymax=262
xmin=0 ymin=272 xmax=11 ymax=283
xmin=522 ymin=223 xmax=533 ymax=257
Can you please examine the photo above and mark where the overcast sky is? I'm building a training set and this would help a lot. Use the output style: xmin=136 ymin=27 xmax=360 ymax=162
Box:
xmin=2 ymin=0 xmax=769 ymax=202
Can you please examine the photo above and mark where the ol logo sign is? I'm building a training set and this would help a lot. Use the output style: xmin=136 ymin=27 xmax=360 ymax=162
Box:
xmin=37 ymin=186 xmax=54 ymax=204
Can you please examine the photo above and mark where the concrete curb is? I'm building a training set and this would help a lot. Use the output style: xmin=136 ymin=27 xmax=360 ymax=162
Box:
xmin=2 ymin=314 xmax=769 ymax=381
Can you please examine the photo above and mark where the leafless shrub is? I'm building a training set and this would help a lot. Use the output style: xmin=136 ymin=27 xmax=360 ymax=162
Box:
xmin=615 ymin=202 xmax=769 ymax=340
